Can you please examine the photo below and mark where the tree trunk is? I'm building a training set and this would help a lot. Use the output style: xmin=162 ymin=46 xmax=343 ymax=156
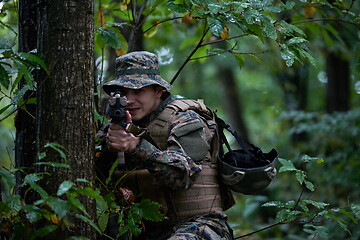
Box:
xmin=15 ymin=0 xmax=37 ymax=200
xmin=217 ymin=65 xmax=249 ymax=141
xmin=36 ymin=0 xmax=96 ymax=238
xmin=326 ymin=51 xmax=350 ymax=113
xmin=213 ymin=39 xmax=249 ymax=141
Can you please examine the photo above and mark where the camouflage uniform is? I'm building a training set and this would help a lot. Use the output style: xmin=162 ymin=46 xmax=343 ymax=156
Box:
xmin=98 ymin=51 xmax=234 ymax=240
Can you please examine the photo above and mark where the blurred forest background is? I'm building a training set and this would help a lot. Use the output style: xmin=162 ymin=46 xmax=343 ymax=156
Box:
xmin=1 ymin=0 xmax=359 ymax=239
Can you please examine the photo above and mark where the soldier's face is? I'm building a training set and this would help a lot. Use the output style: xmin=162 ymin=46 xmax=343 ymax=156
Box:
xmin=121 ymin=85 xmax=163 ymax=121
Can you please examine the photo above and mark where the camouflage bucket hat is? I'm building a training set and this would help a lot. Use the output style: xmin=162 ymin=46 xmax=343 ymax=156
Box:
xmin=103 ymin=51 xmax=173 ymax=95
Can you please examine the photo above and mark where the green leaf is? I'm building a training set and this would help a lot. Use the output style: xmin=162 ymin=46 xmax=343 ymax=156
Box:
xmin=24 ymin=205 xmax=43 ymax=223
xmin=329 ymin=208 xmax=358 ymax=224
xmin=304 ymin=180 xmax=315 ymax=191
xmin=247 ymin=53 xmax=262 ymax=64
xmin=0 ymin=170 xmax=16 ymax=191
xmin=97 ymin=27 xmax=121 ymax=49
xmin=38 ymin=152 xmax=47 ymax=161
xmin=0 ymin=63 xmax=10 ymax=89
xmin=299 ymin=201 xmax=309 ymax=212
xmin=0 ymin=103 xmax=12 ymax=116
xmin=303 ymin=224 xmax=328 ymax=238
xmin=243 ymin=8 xmax=258 ymax=25
xmin=278 ymin=158 xmax=297 ymax=172
xmin=276 ymin=209 xmax=293 ymax=222
xmin=300 ymin=50 xmax=317 ymax=67
xmin=74 ymin=213 xmax=102 ymax=233
xmin=24 ymin=173 xmax=41 ymax=184
xmin=13 ymin=58 xmax=35 ymax=89
xmin=261 ymin=15 xmax=277 ymax=39
xmin=27 ymin=181 xmax=49 ymax=199
xmin=36 ymin=161 xmax=70 ymax=169
xmin=29 ymin=225 xmax=58 ymax=240
xmin=285 ymin=1 xmax=296 ymax=10
xmin=302 ymin=155 xmax=324 ymax=163
xmin=281 ymin=47 xmax=295 ymax=67
xmin=9 ymin=195 xmax=22 ymax=213
xmin=288 ymin=37 xmax=308 ymax=45
xmin=234 ymin=54 xmax=245 ymax=68
xmin=262 ymin=201 xmax=284 ymax=208
xmin=68 ymin=195 xmax=89 ymax=216
xmin=18 ymin=52 xmax=50 ymax=74
xmin=337 ymin=220 xmax=350 ymax=234
xmin=127 ymin=210 xmax=143 ymax=236
xmin=325 ymin=214 xmax=350 ymax=234
xmin=295 ymin=170 xmax=305 ymax=185
xmin=96 ymin=198 xmax=109 ymax=232
xmin=11 ymin=84 xmax=31 ymax=106
xmin=135 ymin=199 xmax=164 ymax=222
xmin=46 ymin=196 xmax=69 ymax=219
xmin=106 ymin=159 xmax=119 ymax=185
xmin=302 ymin=200 xmax=329 ymax=209
xmin=351 ymin=204 xmax=360 ymax=220
xmin=57 ymin=180 xmax=74 ymax=196
xmin=208 ymin=17 xmax=224 ymax=36
xmin=44 ymin=142 xmax=68 ymax=160
xmin=78 ymin=187 xmax=104 ymax=201
xmin=26 ymin=210 xmax=43 ymax=223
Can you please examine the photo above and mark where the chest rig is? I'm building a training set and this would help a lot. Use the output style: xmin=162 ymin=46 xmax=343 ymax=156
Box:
xmin=124 ymin=99 xmax=228 ymax=223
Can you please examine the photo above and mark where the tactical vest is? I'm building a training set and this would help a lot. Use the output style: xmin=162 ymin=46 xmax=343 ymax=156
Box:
xmin=122 ymin=99 xmax=234 ymax=223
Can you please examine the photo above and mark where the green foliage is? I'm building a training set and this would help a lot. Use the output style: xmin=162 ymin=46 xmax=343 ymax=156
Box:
xmin=96 ymin=159 xmax=165 ymax=238
xmin=165 ymin=0 xmax=316 ymax=67
xmin=0 ymin=143 xmax=164 ymax=239
xmin=281 ymin=109 xmax=360 ymax=198
xmin=0 ymin=38 xmax=49 ymax=123
xmin=260 ymin=156 xmax=360 ymax=239
xmin=1 ymin=0 xmax=359 ymax=239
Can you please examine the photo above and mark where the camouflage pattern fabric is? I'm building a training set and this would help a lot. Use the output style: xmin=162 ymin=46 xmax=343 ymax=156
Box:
xmin=96 ymin=88 xmax=234 ymax=239
xmin=168 ymin=214 xmax=233 ymax=240
xmin=103 ymin=51 xmax=173 ymax=95
xmin=125 ymin=94 xmax=214 ymax=190
xmin=132 ymin=212 xmax=233 ymax=240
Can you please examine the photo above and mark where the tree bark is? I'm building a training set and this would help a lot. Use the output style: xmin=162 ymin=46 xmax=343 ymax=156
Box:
xmin=36 ymin=0 xmax=96 ymax=238
xmin=15 ymin=0 xmax=37 ymax=200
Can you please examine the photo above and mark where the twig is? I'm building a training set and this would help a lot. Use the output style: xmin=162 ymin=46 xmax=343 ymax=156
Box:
xmin=293 ymin=18 xmax=360 ymax=28
xmin=170 ymin=23 xmax=209 ymax=85
xmin=235 ymin=221 xmax=286 ymax=239
xmin=142 ymin=16 xmax=184 ymax=34
xmin=200 ymin=33 xmax=249 ymax=47
xmin=189 ymin=49 xmax=269 ymax=61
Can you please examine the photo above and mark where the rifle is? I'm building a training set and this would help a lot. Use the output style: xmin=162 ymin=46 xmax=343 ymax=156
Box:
xmin=105 ymin=90 xmax=128 ymax=127
xmin=105 ymin=90 xmax=128 ymax=166
xmin=105 ymin=90 xmax=156 ymax=152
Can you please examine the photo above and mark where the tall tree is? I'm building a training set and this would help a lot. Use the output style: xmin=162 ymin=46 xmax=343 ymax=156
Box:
xmin=326 ymin=52 xmax=350 ymax=113
xmin=15 ymin=0 xmax=37 ymax=198
xmin=36 ymin=0 xmax=96 ymax=238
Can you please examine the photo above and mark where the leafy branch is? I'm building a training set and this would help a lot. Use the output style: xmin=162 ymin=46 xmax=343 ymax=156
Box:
xmin=233 ymin=156 xmax=360 ymax=239
xmin=1 ymin=142 xmax=165 ymax=239
xmin=170 ymin=24 xmax=210 ymax=84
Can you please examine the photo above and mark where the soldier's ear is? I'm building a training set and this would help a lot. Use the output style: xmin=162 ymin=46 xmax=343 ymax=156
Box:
xmin=154 ymin=85 xmax=164 ymax=98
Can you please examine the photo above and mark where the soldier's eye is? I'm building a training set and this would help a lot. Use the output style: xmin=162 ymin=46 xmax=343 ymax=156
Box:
xmin=119 ymin=90 xmax=127 ymax=96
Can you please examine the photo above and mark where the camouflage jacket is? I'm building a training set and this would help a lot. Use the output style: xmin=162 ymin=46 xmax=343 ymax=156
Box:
xmin=123 ymin=93 xmax=216 ymax=191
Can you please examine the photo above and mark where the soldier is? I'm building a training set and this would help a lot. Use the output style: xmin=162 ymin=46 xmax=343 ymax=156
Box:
xmin=97 ymin=51 xmax=234 ymax=240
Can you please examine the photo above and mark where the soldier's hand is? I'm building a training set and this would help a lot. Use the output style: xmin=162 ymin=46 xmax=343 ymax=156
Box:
xmin=106 ymin=111 xmax=140 ymax=152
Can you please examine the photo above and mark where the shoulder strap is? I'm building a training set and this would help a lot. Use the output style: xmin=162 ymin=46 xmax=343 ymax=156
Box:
xmin=167 ymin=99 xmax=210 ymax=117
xmin=215 ymin=115 xmax=256 ymax=156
